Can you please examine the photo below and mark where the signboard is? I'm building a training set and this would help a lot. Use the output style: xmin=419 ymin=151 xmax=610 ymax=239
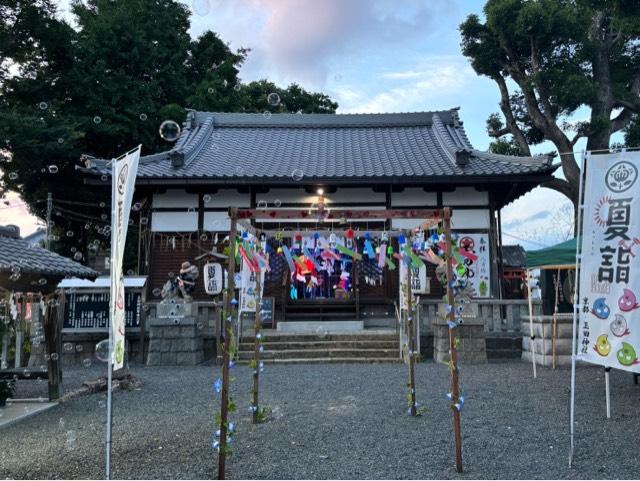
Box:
xmin=204 ymin=262 xmax=223 ymax=295
xmin=63 ymin=291 xmax=141 ymax=331
xmin=411 ymin=265 xmax=430 ymax=294
xmin=577 ymin=151 xmax=640 ymax=373
xmin=457 ymin=233 xmax=490 ymax=297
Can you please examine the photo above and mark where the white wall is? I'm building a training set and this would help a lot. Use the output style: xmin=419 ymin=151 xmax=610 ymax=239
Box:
xmin=443 ymin=187 xmax=488 ymax=206
xmin=151 ymin=211 xmax=198 ymax=232
xmin=152 ymin=189 xmax=198 ymax=208
xmin=391 ymin=188 xmax=437 ymax=206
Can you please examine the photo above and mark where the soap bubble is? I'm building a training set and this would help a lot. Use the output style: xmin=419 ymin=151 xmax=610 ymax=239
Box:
xmin=8 ymin=172 xmax=18 ymax=180
xmin=63 ymin=342 xmax=74 ymax=352
xmin=233 ymin=83 xmax=241 ymax=92
xmin=73 ymin=252 xmax=83 ymax=261
xmin=139 ymin=113 xmax=147 ymax=121
xmin=159 ymin=120 xmax=181 ymax=142
xmin=99 ymin=201 xmax=106 ymax=208
xmin=57 ymin=138 xmax=64 ymax=144
xmin=75 ymin=344 xmax=83 ymax=353
xmin=101 ymin=174 xmax=108 ymax=182
xmin=200 ymin=233 xmax=208 ymax=241
xmin=93 ymin=116 xmax=102 ymax=124
xmin=207 ymin=87 xmax=214 ymax=94
xmin=94 ymin=339 xmax=110 ymax=362
xmin=38 ymin=278 xmax=47 ymax=285
xmin=100 ymin=214 xmax=108 ymax=220
xmin=50 ymin=353 xmax=59 ymax=361
xmin=48 ymin=165 xmax=59 ymax=174
xmin=82 ymin=358 xmax=92 ymax=368
xmin=70 ymin=247 xmax=77 ymax=253
xmin=291 ymin=169 xmax=304 ymax=181
xmin=203 ymin=194 xmax=212 ymax=203
xmin=140 ymin=217 xmax=148 ymax=226
xmin=23 ymin=368 xmax=31 ymax=377
xmin=66 ymin=230 xmax=74 ymax=237
xmin=257 ymin=200 xmax=267 ymax=210
xmin=262 ymin=110 xmax=272 ymax=120
xmin=168 ymin=271 xmax=175 ymax=278
xmin=274 ymin=199 xmax=282 ymax=208
xmin=267 ymin=92 xmax=280 ymax=106
xmin=132 ymin=202 xmax=142 ymax=211
xmin=152 ymin=288 xmax=161 ymax=297
xmin=38 ymin=102 xmax=48 ymax=110
xmin=315 ymin=326 xmax=328 ymax=339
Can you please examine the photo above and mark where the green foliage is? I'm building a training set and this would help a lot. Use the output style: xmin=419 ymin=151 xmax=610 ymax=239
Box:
xmin=460 ymin=0 xmax=640 ymax=203
xmin=0 ymin=0 xmax=336 ymax=263
xmin=254 ymin=405 xmax=271 ymax=423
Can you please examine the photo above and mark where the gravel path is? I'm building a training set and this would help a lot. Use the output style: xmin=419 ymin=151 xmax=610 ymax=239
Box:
xmin=1 ymin=360 xmax=639 ymax=479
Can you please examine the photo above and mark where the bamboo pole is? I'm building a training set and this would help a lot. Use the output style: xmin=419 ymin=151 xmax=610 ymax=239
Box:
xmin=217 ymin=208 xmax=237 ymax=480
xmin=443 ymin=207 xmax=463 ymax=473
xmin=407 ymin=274 xmax=417 ymax=416
xmin=252 ymin=271 xmax=262 ymax=424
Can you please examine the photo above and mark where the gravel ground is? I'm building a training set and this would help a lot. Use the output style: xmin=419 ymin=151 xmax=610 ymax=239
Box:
xmin=1 ymin=360 xmax=639 ymax=479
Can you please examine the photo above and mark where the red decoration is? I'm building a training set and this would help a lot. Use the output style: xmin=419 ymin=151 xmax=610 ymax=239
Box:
xmin=295 ymin=233 xmax=303 ymax=243
xmin=346 ymin=228 xmax=355 ymax=239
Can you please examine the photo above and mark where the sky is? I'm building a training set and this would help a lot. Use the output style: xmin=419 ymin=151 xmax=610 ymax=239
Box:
xmin=1 ymin=0 xmax=576 ymax=249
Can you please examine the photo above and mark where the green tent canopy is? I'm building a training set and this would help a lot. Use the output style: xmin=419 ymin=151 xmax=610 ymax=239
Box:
xmin=525 ymin=237 xmax=578 ymax=269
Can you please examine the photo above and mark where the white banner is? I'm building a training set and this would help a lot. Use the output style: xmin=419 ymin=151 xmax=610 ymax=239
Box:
xmin=457 ymin=233 xmax=490 ymax=297
xmin=110 ymin=146 xmax=141 ymax=369
xmin=239 ymin=260 xmax=265 ymax=313
xmin=578 ymin=151 xmax=640 ymax=372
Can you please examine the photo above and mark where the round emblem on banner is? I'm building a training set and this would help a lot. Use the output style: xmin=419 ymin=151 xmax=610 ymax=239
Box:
xmin=605 ymin=161 xmax=637 ymax=193
xmin=117 ymin=164 xmax=129 ymax=195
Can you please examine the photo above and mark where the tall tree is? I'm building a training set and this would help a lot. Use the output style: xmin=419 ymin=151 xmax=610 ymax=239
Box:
xmin=0 ymin=0 xmax=337 ymax=262
xmin=460 ymin=0 xmax=640 ymax=208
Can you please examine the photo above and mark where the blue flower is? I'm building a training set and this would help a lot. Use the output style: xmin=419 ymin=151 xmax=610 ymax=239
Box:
xmin=444 ymin=304 xmax=453 ymax=314
xmin=229 ymin=360 xmax=235 ymax=368
xmin=213 ymin=378 xmax=222 ymax=393
xmin=259 ymin=345 xmax=264 ymax=352
xmin=446 ymin=321 xmax=457 ymax=329
xmin=259 ymin=361 xmax=265 ymax=372
xmin=445 ymin=392 xmax=452 ymax=401
xmin=230 ymin=298 xmax=238 ymax=306
xmin=212 ymin=440 xmax=220 ymax=450
xmin=256 ymin=333 xmax=262 ymax=340
xmin=215 ymin=429 xmax=221 ymax=437
xmin=228 ymin=422 xmax=235 ymax=433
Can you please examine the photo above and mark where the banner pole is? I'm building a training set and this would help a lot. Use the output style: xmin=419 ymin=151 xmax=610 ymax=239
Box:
xmin=569 ymin=150 xmax=587 ymax=467
xmin=105 ymin=157 xmax=116 ymax=480
xmin=604 ymin=367 xmax=611 ymax=419
xmin=526 ymin=270 xmax=537 ymax=378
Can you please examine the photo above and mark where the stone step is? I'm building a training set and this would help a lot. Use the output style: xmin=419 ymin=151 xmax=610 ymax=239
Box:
xmin=238 ymin=340 xmax=398 ymax=351
xmin=240 ymin=332 xmax=397 ymax=343
xmin=239 ymin=357 xmax=402 ymax=364
xmin=237 ymin=348 xmax=400 ymax=360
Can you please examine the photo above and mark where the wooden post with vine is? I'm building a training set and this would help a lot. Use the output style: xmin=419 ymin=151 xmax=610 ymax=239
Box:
xmin=406 ymin=268 xmax=417 ymax=416
xmin=251 ymin=272 xmax=262 ymax=423
xmin=217 ymin=208 xmax=238 ymax=480
xmin=443 ymin=207 xmax=463 ymax=473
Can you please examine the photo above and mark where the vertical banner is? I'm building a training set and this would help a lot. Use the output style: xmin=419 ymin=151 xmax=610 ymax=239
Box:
xmin=239 ymin=260 xmax=265 ymax=313
xmin=578 ymin=151 xmax=640 ymax=373
xmin=457 ymin=233 xmax=490 ymax=297
xmin=110 ymin=146 xmax=141 ymax=369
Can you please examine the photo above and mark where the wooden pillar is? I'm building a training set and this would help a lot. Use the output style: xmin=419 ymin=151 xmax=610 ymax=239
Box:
xmin=443 ymin=207 xmax=463 ymax=473
xmin=252 ymin=272 xmax=262 ymax=423
xmin=217 ymin=208 xmax=237 ymax=480
xmin=43 ymin=292 xmax=63 ymax=400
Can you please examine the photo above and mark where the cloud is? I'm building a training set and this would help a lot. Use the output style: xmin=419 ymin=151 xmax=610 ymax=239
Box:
xmin=338 ymin=59 xmax=474 ymax=113
xmin=192 ymin=0 xmax=455 ymax=87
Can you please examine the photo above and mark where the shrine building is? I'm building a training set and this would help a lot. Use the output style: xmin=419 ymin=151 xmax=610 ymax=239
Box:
xmin=82 ymin=109 xmax=555 ymax=326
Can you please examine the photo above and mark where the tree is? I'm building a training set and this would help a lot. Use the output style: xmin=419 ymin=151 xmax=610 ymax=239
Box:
xmin=460 ymin=0 xmax=640 ymax=208
xmin=0 ymin=0 xmax=337 ymax=264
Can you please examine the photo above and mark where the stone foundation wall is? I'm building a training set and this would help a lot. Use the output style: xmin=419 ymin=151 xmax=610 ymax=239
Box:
xmin=521 ymin=314 xmax=574 ymax=367
xmin=146 ymin=316 xmax=204 ymax=366
xmin=433 ymin=317 xmax=487 ymax=364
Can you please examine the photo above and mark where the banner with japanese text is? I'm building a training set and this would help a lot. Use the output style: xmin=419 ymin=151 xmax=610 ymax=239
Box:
xmin=577 ymin=151 xmax=640 ymax=372
xmin=457 ymin=233 xmax=490 ymax=297
xmin=110 ymin=146 xmax=141 ymax=369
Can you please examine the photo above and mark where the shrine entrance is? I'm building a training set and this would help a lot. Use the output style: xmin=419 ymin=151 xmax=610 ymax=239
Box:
xmin=233 ymin=207 xmax=445 ymax=329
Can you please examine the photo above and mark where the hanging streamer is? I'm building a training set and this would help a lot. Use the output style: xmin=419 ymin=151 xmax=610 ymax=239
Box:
xmin=378 ymin=243 xmax=387 ymax=269
xmin=303 ymin=246 xmax=322 ymax=271
xmin=281 ymin=244 xmax=296 ymax=273
xmin=335 ymin=243 xmax=362 ymax=261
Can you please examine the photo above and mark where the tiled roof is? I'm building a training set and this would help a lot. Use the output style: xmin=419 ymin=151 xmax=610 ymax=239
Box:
xmin=500 ymin=245 xmax=527 ymax=268
xmin=81 ymin=110 xmax=554 ymax=183
xmin=0 ymin=233 xmax=98 ymax=278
